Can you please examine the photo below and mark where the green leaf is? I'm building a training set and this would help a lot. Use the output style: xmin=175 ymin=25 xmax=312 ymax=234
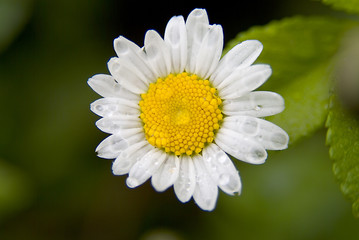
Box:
xmin=326 ymin=96 xmax=359 ymax=217
xmin=321 ymin=0 xmax=359 ymax=15
xmin=224 ymin=16 xmax=358 ymax=144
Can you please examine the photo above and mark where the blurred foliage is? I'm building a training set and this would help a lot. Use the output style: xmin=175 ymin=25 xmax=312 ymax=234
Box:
xmin=0 ymin=0 xmax=33 ymax=54
xmin=334 ymin=27 xmax=359 ymax=112
xmin=321 ymin=0 xmax=359 ymax=15
xmin=0 ymin=0 xmax=359 ymax=239
xmin=326 ymin=96 xmax=359 ymax=217
xmin=225 ymin=16 xmax=358 ymax=145
xmin=206 ymin=131 xmax=359 ymax=240
xmin=0 ymin=159 xmax=33 ymax=222
xmin=327 ymin=27 xmax=359 ymax=217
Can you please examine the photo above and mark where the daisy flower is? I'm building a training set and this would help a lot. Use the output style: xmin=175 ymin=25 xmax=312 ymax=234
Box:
xmin=88 ymin=8 xmax=289 ymax=211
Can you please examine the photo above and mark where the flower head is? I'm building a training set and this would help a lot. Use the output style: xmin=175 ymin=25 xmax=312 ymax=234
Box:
xmin=88 ymin=8 xmax=289 ymax=211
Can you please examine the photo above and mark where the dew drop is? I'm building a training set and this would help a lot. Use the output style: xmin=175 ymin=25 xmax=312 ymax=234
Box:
xmin=248 ymin=149 xmax=266 ymax=162
xmin=270 ymin=133 xmax=288 ymax=148
xmin=216 ymin=152 xmax=228 ymax=164
xmin=95 ymin=105 xmax=104 ymax=112
xmin=257 ymin=135 xmax=263 ymax=141
xmin=254 ymin=105 xmax=262 ymax=111
xmin=111 ymin=123 xmax=120 ymax=132
xmin=242 ymin=118 xmax=258 ymax=135
xmin=109 ymin=105 xmax=118 ymax=112
xmin=116 ymin=40 xmax=129 ymax=54
xmin=196 ymin=175 xmax=203 ymax=184
xmin=219 ymin=174 xmax=230 ymax=186
xmin=204 ymin=156 xmax=212 ymax=163
xmin=126 ymin=177 xmax=139 ymax=188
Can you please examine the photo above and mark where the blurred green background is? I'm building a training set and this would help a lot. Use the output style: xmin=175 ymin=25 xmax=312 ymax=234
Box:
xmin=0 ymin=0 xmax=358 ymax=239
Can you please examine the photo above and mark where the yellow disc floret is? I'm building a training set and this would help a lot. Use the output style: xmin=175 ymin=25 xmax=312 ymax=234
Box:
xmin=139 ymin=72 xmax=223 ymax=156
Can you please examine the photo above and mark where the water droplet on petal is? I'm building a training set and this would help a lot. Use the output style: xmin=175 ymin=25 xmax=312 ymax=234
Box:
xmin=270 ymin=133 xmax=288 ymax=148
xmin=254 ymin=105 xmax=262 ymax=111
xmin=216 ymin=152 xmax=228 ymax=164
xmin=205 ymin=199 xmax=212 ymax=207
xmin=95 ymin=105 xmax=104 ymax=112
xmin=248 ymin=149 xmax=266 ymax=163
xmin=116 ymin=40 xmax=129 ymax=54
xmin=126 ymin=177 xmax=139 ymax=188
xmin=219 ymin=174 xmax=230 ymax=186
xmin=242 ymin=118 xmax=258 ymax=135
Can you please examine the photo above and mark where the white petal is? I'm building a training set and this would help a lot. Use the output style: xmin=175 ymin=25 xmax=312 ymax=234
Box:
xmin=215 ymin=128 xmax=267 ymax=164
xmin=90 ymin=97 xmax=139 ymax=117
xmin=108 ymin=57 xmax=148 ymax=94
xmin=88 ymin=74 xmax=141 ymax=100
xmin=151 ymin=155 xmax=180 ymax=192
xmin=126 ymin=147 xmax=167 ymax=188
xmin=95 ymin=134 xmax=128 ymax=159
xmin=144 ymin=30 xmax=172 ymax=78
xmin=222 ymin=91 xmax=285 ymax=117
xmin=223 ymin=116 xmax=289 ymax=150
xmin=174 ymin=155 xmax=196 ymax=203
xmin=185 ymin=8 xmax=210 ymax=74
xmin=192 ymin=155 xmax=218 ymax=211
xmin=113 ymin=36 xmax=156 ymax=84
xmin=210 ymin=40 xmax=263 ymax=87
xmin=112 ymin=141 xmax=151 ymax=175
xmin=202 ymin=144 xmax=242 ymax=195
xmin=95 ymin=116 xmax=142 ymax=134
xmin=218 ymin=64 xmax=272 ymax=99
xmin=164 ymin=16 xmax=187 ymax=74
xmin=96 ymin=131 xmax=146 ymax=159
xmin=88 ymin=74 xmax=117 ymax=97
xmin=194 ymin=24 xmax=223 ymax=79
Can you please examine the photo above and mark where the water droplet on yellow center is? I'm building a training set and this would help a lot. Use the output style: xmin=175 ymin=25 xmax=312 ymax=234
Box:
xmin=139 ymin=72 xmax=223 ymax=156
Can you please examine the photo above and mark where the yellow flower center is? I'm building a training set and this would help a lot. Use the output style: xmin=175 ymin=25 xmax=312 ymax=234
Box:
xmin=139 ymin=72 xmax=223 ymax=156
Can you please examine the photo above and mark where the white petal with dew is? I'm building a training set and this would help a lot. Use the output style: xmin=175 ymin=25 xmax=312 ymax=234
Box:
xmin=164 ymin=15 xmax=187 ymax=74
xmin=95 ymin=134 xmax=128 ymax=159
xmin=222 ymin=91 xmax=285 ymax=117
xmin=112 ymin=141 xmax=151 ymax=175
xmin=88 ymin=74 xmax=118 ymax=98
xmin=192 ymin=155 xmax=218 ymax=211
xmin=218 ymin=64 xmax=272 ymax=99
xmin=194 ymin=24 xmax=223 ymax=79
xmin=211 ymin=40 xmax=263 ymax=87
xmin=144 ymin=30 xmax=172 ymax=78
xmin=108 ymin=57 xmax=148 ymax=94
xmin=96 ymin=131 xmax=146 ymax=159
xmin=185 ymin=8 xmax=210 ymax=74
xmin=88 ymin=74 xmax=140 ymax=100
xmin=90 ymin=97 xmax=140 ymax=117
xmin=151 ymin=155 xmax=180 ymax=192
xmin=223 ymin=116 xmax=289 ymax=150
xmin=126 ymin=147 xmax=167 ymax=188
xmin=215 ymin=128 xmax=267 ymax=164
xmin=113 ymin=36 xmax=156 ymax=84
xmin=202 ymin=144 xmax=241 ymax=195
xmin=174 ymin=155 xmax=196 ymax=203
xmin=95 ymin=116 xmax=142 ymax=134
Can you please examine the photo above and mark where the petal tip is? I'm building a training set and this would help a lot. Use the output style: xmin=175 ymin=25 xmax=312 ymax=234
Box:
xmin=126 ymin=177 xmax=140 ymax=188
xmin=189 ymin=8 xmax=207 ymax=17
